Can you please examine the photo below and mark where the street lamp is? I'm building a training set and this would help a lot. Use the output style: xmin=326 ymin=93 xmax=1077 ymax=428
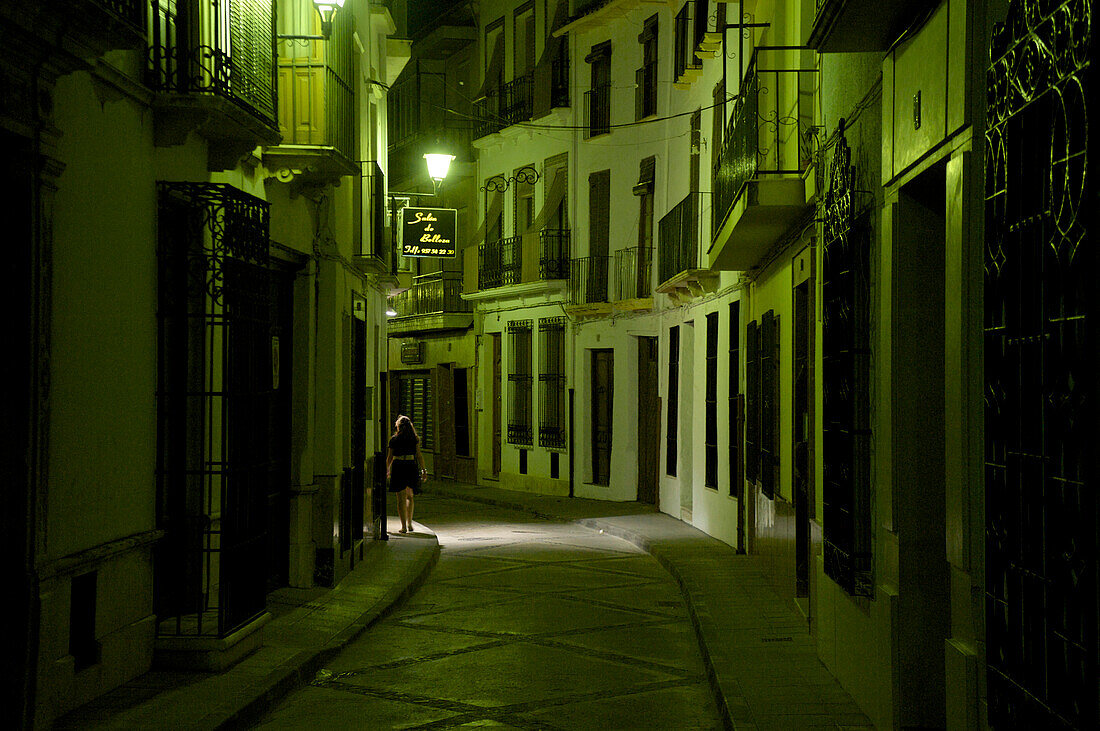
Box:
xmin=314 ymin=0 xmax=345 ymax=39
xmin=423 ymin=153 xmax=455 ymax=195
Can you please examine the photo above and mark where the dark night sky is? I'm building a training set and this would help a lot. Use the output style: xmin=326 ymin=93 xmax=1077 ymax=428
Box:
xmin=407 ymin=0 xmax=475 ymax=38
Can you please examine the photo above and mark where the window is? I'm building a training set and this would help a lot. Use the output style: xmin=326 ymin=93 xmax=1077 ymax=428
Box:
xmin=585 ymin=41 xmax=611 ymax=137
xmin=636 ymin=15 xmax=658 ymax=119
xmin=515 ymin=162 xmax=535 ymax=234
xmin=666 ymin=325 xmax=680 ymax=476
xmin=397 ymin=373 xmax=433 ymax=450
xmin=539 ymin=317 xmax=567 ymax=448
xmin=705 ymin=312 xmax=719 ymax=488
xmin=728 ymin=301 xmax=741 ymax=497
xmin=507 ymin=320 xmax=533 ymax=445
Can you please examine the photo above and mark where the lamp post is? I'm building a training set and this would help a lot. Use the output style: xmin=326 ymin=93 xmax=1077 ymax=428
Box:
xmin=423 ymin=153 xmax=455 ymax=196
xmin=279 ymin=0 xmax=345 ymax=41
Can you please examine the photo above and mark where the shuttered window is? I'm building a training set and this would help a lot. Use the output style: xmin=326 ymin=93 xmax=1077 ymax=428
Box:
xmin=729 ymin=301 xmax=741 ymax=497
xmin=588 ymin=169 xmax=610 ymax=258
xmin=397 ymin=373 xmax=433 ymax=451
xmin=538 ymin=317 xmax=567 ymax=448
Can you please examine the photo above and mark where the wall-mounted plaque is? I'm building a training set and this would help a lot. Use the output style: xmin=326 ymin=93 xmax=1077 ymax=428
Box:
xmin=401 ymin=207 xmax=457 ymax=258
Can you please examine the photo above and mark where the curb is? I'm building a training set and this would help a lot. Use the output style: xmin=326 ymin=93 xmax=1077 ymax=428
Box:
xmin=213 ymin=538 xmax=441 ymax=730
xmin=431 ymin=486 xmax=736 ymax=731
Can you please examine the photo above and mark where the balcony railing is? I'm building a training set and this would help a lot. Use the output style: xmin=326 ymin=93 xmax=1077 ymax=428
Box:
xmin=359 ymin=161 xmax=387 ymax=264
xmin=712 ymin=47 xmax=817 ymax=234
xmin=475 ymin=74 xmax=533 ymax=138
xmin=658 ymin=192 xmax=699 ymax=285
xmin=148 ymin=0 xmax=277 ymax=125
xmin=276 ymin=15 xmax=354 ymax=158
xmin=615 ymin=246 xmax=654 ymax=300
xmin=390 ymin=272 xmax=471 ymax=317
xmin=584 ymin=84 xmax=611 ymax=138
xmin=570 ymin=256 xmax=611 ymax=305
xmin=479 ymin=229 xmax=570 ymax=290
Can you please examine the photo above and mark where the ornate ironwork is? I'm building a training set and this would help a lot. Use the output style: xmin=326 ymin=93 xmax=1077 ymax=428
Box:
xmin=985 ymin=0 xmax=1094 ymax=727
xmin=712 ymin=47 xmax=817 ymax=236
xmin=507 ymin=320 xmax=534 ymax=446
xmin=539 ymin=229 xmax=571 ymax=279
xmin=148 ymin=0 xmax=277 ymax=124
xmin=481 ymin=165 xmax=540 ymax=193
xmin=479 ymin=235 xmax=521 ymax=289
xmin=538 ymin=317 xmax=567 ymax=449
xmin=820 ymin=123 xmax=873 ymax=598
xmin=155 ymin=182 xmax=273 ymax=639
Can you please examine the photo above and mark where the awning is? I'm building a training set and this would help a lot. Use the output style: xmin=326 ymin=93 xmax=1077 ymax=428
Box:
xmin=472 ymin=187 xmax=505 ymax=245
xmin=526 ymin=166 xmax=567 ymax=234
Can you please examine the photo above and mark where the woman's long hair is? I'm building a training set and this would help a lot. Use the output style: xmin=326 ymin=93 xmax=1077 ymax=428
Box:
xmin=393 ymin=415 xmax=419 ymax=444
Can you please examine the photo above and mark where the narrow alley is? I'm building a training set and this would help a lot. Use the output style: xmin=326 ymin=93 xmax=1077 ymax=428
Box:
xmin=254 ymin=494 xmax=722 ymax=729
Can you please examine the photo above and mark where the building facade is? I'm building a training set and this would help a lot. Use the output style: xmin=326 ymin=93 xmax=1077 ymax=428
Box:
xmin=457 ymin=0 xmax=1095 ymax=728
xmin=3 ymin=0 xmax=408 ymax=726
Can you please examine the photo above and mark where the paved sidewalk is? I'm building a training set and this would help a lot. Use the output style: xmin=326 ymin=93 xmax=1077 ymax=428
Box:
xmin=60 ymin=480 xmax=872 ymax=730
xmin=57 ymin=528 xmax=440 ymax=730
xmin=428 ymin=481 xmax=873 ymax=731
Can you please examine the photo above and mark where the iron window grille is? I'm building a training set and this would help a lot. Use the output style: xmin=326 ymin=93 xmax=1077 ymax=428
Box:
xmin=479 ymin=235 xmax=522 ymax=289
xmin=507 ymin=320 xmax=533 ymax=445
xmin=666 ymin=325 xmax=680 ymax=476
xmin=148 ymin=0 xmax=278 ymax=125
xmin=984 ymin=0 xmax=1094 ymax=725
xmin=585 ymin=42 xmax=612 ymax=138
xmin=540 ymin=229 xmax=571 ymax=280
xmin=539 ymin=317 xmax=567 ymax=449
xmin=705 ymin=312 xmax=719 ymax=488
xmin=155 ymin=182 xmax=273 ymax=640
xmin=821 ymin=127 xmax=873 ymax=599
xmin=614 ymin=246 xmax=653 ymax=300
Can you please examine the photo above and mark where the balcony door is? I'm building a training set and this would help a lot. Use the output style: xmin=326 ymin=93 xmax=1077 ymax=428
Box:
xmin=492 ymin=333 xmax=502 ymax=477
xmin=637 ymin=338 xmax=659 ymax=505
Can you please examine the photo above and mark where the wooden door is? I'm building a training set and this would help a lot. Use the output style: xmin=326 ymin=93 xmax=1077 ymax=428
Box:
xmin=491 ymin=333 xmax=502 ymax=477
xmin=591 ymin=349 xmax=614 ymax=486
xmin=637 ymin=338 xmax=659 ymax=505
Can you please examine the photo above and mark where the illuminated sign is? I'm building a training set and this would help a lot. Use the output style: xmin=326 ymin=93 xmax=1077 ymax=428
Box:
xmin=401 ymin=207 xmax=457 ymax=258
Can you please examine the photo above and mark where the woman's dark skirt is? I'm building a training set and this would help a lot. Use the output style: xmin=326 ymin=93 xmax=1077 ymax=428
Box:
xmin=389 ymin=460 xmax=422 ymax=494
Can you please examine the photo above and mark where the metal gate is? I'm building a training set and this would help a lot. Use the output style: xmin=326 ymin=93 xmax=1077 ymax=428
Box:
xmin=985 ymin=0 xmax=1095 ymax=726
xmin=156 ymin=183 xmax=273 ymax=639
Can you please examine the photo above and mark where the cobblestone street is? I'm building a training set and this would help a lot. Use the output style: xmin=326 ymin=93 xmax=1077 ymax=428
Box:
xmin=254 ymin=495 xmax=722 ymax=729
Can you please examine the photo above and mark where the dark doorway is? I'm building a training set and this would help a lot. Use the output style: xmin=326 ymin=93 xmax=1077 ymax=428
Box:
xmin=793 ymin=268 xmax=812 ymax=602
xmin=637 ymin=337 xmax=659 ymax=505
xmin=591 ymin=349 xmax=614 ymax=486
xmin=435 ymin=364 xmax=456 ymax=479
xmin=491 ymin=333 xmax=502 ymax=478
xmin=453 ymin=368 xmax=470 ymax=457
xmin=266 ymin=263 xmax=297 ymax=590
xmin=2 ymin=129 xmax=34 ymax=728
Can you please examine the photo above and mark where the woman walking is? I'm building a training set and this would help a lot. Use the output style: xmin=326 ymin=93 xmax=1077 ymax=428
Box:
xmin=386 ymin=415 xmax=427 ymax=533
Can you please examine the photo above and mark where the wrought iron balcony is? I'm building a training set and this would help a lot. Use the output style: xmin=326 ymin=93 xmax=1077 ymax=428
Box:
xmin=710 ymin=47 xmax=817 ymax=270
xmin=389 ymin=272 xmax=472 ymax=318
xmin=148 ymin=0 xmax=278 ymax=126
xmin=273 ymin=22 xmax=354 ymax=158
xmin=569 ymin=255 xmax=611 ymax=305
xmin=615 ymin=246 xmax=653 ymax=300
xmin=658 ymin=192 xmax=699 ymax=285
xmin=353 ymin=162 xmax=389 ymax=274
xmin=474 ymin=74 xmax=533 ymax=139
xmin=478 ymin=229 xmax=570 ymax=291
